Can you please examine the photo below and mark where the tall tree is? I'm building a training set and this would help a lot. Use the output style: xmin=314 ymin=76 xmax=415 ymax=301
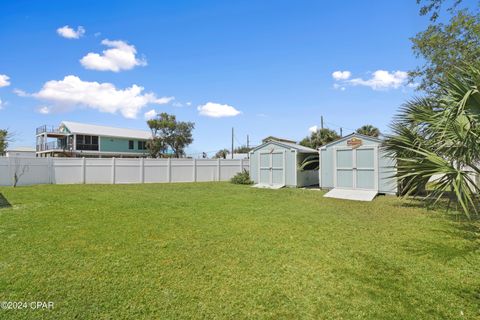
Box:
xmin=300 ymin=128 xmax=339 ymax=149
xmin=410 ymin=0 xmax=480 ymax=94
xmin=233 ymin=145 xmax=252 ymax=153
xmin=147 ymin=112 xmax=195 ymax=158
xmin=0 ymin=129 xmax=10 ymax=156
xmin=356 ymin=125 xmax=380 ymax=137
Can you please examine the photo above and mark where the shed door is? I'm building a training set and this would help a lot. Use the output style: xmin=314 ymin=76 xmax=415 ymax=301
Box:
xmin=334 ymin=147 xmax=377 ymax=190
xmin=355 ymin=148 xmax=376 ymax=190
xmin=258 ymin=151 xmax=285 ymax=186
xmin=336 ymin=149 xmax=354 ymax=188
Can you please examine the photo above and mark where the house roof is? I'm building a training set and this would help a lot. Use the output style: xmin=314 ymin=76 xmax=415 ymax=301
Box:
xmin=252 ymin=140 xmax=318 ymax=154
xmin=61 ymin=121 xmax=151 ymax=140
xmin=6 ymin=146 xmax=36 ymax=152
xmin=319 ymin=132 xmax=382 ymax=149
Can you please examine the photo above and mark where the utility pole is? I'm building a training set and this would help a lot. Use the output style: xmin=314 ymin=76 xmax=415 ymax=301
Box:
xmin=320 ymin=115 xmax=324 ymax=139
xmin=247 ymin=135 xmax=249 ymax=149
xmin=231 ymin=127 xmax=234 ymax=159
xmin=340 ymin=127 xmax=343 ymax=137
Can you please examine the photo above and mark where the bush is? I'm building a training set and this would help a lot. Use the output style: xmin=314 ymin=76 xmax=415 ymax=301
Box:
xmin=230 ymin=170 xmax=253 ymax=185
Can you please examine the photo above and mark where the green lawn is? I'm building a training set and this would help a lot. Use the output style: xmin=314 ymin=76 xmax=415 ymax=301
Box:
xmin=0 ymin=183 xmax=479 ymax=319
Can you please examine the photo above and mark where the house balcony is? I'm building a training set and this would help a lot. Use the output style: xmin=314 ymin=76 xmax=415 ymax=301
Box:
xmin=36 ymin=125 xmax=69 ymax=137
xmin=36 ymin=141 xmax=72 ymax=152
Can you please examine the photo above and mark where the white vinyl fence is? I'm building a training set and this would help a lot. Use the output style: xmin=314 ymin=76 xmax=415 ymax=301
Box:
xmin=0 ymin=157 xmax=250 ymax=187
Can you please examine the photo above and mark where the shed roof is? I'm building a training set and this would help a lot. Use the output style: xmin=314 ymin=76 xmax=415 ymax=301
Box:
xmin=319 ymin=132 xmax=382 ymax=149
xmin=61 ymin=121 xmax=151 ymax=140
xmin=252 ymin=140 xmax=317 ymax=153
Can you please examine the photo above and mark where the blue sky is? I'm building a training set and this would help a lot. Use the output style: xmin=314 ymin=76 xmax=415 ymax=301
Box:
xmin=0 ymin=0 xmax=431 ymax=155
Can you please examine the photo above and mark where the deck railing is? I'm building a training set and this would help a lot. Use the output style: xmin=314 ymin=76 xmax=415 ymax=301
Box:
xmin=36 ymin=125 xmax=66 ymax=135
xmin=36 ymin=141 xmax=71 ymax=152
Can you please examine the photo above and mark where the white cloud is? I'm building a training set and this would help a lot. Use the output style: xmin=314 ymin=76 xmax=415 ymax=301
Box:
xmin=33 ymin=75 xmax=173 ymax=119
xmin=172 ymin=101 xmax=192 ymax=107
xmin=154 ymin=96 xmax=174 ymax=104
xmin=80 ymin=39 xmax=146 ymax=72
xmin=308 ymin=125 xmax=318 ymax=133
xmin=57 ymin=25 xmax=85 ymax=39
xmin=144 ymin=109 xmax=157 ymax=119
xmin=332 ymin=69 xmax=409 ymax=90
xmin=13 ymin=88 xmax=28 ymax=97
xmin=0 ymin=74 xmax=10 ymax=87
xmin=348 ymin=70 xmax=408 ymax=90
xmin=37 ymin=106 xmax=50 ymax=114
xmin=332 ymin=71 xmax=351 ymax=80
xmin=197 ymin=102 xmax=241 ymax=118
xmin=0 ymin=98 xmax=4 ymax=110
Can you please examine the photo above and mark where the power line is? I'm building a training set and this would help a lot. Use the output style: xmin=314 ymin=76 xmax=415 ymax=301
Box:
xmin=323 ymin=120 xmax=356 ymax=133
xmin=234 ymin=135 xmax=243 ymax=146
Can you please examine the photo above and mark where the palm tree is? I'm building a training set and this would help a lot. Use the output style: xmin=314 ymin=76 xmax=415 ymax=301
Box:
xmin=298 ymin=128 xmax=339 ymax=171
xmin=384 ymin=66 xmax=480 ymax=217
xmin=356 ymin=125 xmax=380 ymax=137
xmin=215 ymin=149 xmax=230 ymax=159
xmin=299 ymin=128 xmax=340 ymax=150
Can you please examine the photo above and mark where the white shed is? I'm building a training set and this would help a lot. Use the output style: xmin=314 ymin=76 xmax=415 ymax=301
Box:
xmin=319 ymin=133 xmax=397 ymax=200
xmin=249 ymin=139 xmax=319 ymax=188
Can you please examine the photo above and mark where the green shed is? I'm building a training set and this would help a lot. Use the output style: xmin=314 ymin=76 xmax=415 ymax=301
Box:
xmin=319 ymin=133 xmax=397 ymax=200
xmin=249 ymin=138 xmax=319 ymax=188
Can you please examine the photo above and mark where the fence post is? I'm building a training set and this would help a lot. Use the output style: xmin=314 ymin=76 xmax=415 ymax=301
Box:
xmin=82 ymin=157 xmax=86 ymax=184
xmin=240 ymin=159 xmax=243 ymax=172
xmin=167 ymin=158 xmax=171 ymax=183
xmin=140 ymin=157 xmax=144 ymax=183
xmin=48 ymin=157 xmax=53 ymax=184
xmin=193 ymin=158 xmax=197 ymax=182
xmin=111 ymin=157 xmax=116 ymax=184
xmin=217 ymin=158 xmax=221 ymax=181
xmin=7 ymin=156 xmax=12 ymax=186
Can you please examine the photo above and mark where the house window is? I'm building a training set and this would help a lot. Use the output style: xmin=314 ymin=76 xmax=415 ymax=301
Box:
xmin=76 ymin=135 xmax=99 ymax=151
xmin=138 ymin=141 xmax=146 ymax=150
xmin=129 ymin=140 xmax=134 ymax=149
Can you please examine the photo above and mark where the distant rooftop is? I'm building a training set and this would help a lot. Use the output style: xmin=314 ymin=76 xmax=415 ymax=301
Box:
xmin=262 ymin=136 xmax=297 ymax=144
xmin=6 ymin=146 xmax=36 ymax=152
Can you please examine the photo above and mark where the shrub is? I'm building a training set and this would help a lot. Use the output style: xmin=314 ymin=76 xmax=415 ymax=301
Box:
xmin=230 ymin=170 xmax=253 ymax=185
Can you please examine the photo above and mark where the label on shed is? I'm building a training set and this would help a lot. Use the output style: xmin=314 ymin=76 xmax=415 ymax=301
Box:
xmin=347 ymin=137 xmax=362 ymax=149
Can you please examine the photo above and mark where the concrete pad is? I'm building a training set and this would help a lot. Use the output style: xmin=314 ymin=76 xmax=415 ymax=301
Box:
xmin=324 ymin=188 xmax=377 ymax=201
xmin=252 ymin=183 xmax=285 ymax=189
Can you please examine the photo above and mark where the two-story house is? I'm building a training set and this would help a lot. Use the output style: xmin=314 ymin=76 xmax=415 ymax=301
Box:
xmin=36 ymin=121 xmax=151 ymax=158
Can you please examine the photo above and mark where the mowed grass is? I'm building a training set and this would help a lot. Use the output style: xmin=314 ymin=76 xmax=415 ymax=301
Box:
xmin=0 ymin=183 xmax=479 ymax=319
